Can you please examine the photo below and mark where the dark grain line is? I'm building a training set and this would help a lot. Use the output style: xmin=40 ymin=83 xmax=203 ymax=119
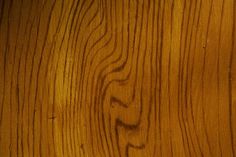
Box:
xmin=229 ymin=0 xmax=236 ymax=156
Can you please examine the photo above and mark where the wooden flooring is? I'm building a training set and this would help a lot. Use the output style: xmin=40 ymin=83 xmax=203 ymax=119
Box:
xmin=0 ymin=0 xmax=236 ymax=156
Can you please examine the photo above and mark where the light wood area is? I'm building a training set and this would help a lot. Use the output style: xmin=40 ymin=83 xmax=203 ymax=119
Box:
xmin=0 ymin=0 xmax=236 ymax=156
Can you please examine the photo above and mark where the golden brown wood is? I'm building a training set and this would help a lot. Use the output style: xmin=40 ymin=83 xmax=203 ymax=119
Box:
xmin=0 ymin=0 xmax=236 ymax=156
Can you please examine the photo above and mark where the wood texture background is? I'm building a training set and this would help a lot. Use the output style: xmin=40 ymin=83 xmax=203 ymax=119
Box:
xmin=0 ymin=0 xmax=236 ymax=156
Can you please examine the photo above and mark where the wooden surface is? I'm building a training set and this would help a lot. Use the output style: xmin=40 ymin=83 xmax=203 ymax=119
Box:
xmin=0 ymin=0 xmax=236 ymax=156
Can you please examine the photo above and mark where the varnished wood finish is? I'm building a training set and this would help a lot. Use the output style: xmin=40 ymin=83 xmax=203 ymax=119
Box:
xmin=0 ymin=0 xmax=236 ymax=156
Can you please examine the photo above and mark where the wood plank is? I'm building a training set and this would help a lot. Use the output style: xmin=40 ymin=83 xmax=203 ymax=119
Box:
xmin=0 ymin=0 xmax=235 ymax=156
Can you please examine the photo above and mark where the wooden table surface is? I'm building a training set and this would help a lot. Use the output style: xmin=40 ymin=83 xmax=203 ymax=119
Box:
xmin=0 ymin=0 xmax=236 ymax=156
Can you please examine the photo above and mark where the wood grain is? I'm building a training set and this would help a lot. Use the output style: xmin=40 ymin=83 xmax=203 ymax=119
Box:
xmin=0 ymin=0 xmax=236 ymax=156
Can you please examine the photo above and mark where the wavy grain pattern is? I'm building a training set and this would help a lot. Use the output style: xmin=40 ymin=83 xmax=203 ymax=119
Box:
xmin=0 ymin=0 xmax=236 ymax=156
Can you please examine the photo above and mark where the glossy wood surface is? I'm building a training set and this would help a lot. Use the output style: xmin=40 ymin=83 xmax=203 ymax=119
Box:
xmin=0 ymin=0 xmax=236 ymax=156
